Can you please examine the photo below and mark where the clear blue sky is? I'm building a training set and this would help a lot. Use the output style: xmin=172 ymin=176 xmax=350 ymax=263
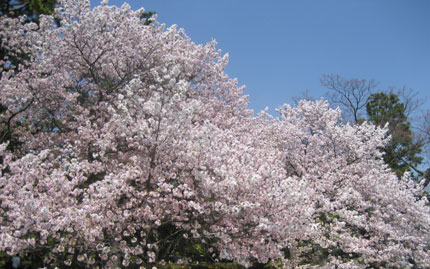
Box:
xmin=90 ymin=0 xmax=430 ymax=115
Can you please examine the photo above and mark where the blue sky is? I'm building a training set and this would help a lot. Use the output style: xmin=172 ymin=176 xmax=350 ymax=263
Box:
xmin=91 ymin=0 xmax=430 ymax=115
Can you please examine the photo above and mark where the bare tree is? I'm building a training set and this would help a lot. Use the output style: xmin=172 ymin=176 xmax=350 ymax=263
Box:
xmin=387 ymin=86 xmax=426 ymax=119
xmin=419 ymin=111 xmax=430 ymax=188
xmin=321 ymin=74 xmax=377 ymax=123
xmin=418 ymin=110 xmax=430 ymax=165
xmin=422 ymin=111 xmax=430 ymax=140
xmin=291 ymin=89 xmax=315 ymax=106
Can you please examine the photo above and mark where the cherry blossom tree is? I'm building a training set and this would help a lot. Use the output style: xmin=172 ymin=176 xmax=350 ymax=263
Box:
xmin=270 ymin=100 xmax=430 ymax=267
xmin=0 ymin=0 xmax=311 ymax=267
xmin=1 ymin=0 xmax=429 ymax=268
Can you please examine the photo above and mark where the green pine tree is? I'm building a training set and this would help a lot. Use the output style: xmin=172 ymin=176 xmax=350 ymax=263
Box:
xmin=0 ymin=0 xmax=55 ymax=18
xmin=366 ymin=92 xmax=423 ymax=177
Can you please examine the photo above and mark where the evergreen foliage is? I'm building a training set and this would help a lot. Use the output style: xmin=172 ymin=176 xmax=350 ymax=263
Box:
xmin=366 ymin=92 xmax=423 ymax=177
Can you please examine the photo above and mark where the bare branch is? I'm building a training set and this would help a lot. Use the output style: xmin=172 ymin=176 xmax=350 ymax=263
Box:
xmin=386 ymin=86 xmax=426 ymax=119
xmin=321 ymin=74 xmax=377 ymax=123
xmin=417 ymin=110 xmax=430 ymax=167
xmin=291 ymin=89 xmax=315 ymax=106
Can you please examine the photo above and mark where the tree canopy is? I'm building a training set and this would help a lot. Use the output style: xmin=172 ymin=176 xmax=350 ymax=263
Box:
xmin=322 ymin=75 xmax=427 ymax=181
